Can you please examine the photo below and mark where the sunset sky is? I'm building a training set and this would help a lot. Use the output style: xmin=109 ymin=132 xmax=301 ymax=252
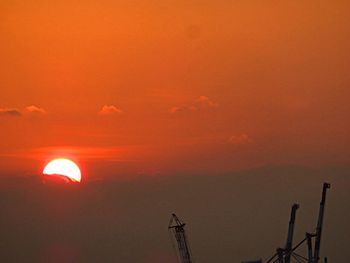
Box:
xmin=1 ymin=1 xmax=349 ymax=262
xmin=1 ymin=0 xmax=349 ymax=179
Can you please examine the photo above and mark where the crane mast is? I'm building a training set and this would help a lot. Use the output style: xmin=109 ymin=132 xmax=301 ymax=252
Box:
xmin=169 ymin=214 xmax=193 ymax=263
xmin=275 ymin=203 xmax=299 ymax=263
xmin=284 ymin=203 xmax=299 ymax=263
xmin=313 ymin=183 xmax=330 ymax=263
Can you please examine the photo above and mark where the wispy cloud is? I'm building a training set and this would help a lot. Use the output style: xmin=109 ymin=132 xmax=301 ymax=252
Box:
xmin=0 ymin=146 xmax=139 ymax=163
xmin=196 ymin=95 xmax=219 ymax=108
xmin=228 ymin=134 xmax=253 ymax=145
xmin=169 ymin=105 xmax=196 ymax=114
xmin=0 ymin=108 xmax=22 ymax=117
xmin=98 ymin=105 xmax=123 ymax=115
xmin=1 ymin=105 xmax=47 ymax=117
xmin=25 ymin=105 xmax=47 ymax=114
xmin=170 ymin=96 xmax=219 ymax=114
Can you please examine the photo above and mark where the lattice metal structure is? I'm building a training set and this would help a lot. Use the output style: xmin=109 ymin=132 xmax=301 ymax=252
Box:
xmin=168 ymin=214 xmax=193 ymax=263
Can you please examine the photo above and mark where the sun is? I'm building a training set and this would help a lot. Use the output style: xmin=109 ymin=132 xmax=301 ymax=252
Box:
xmin=43 ymin=158 xmax=82 ymax=183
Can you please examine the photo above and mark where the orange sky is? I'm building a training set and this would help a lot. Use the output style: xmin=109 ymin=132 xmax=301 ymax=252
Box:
xmin=1 ymin=0 xmax=349 ymax=180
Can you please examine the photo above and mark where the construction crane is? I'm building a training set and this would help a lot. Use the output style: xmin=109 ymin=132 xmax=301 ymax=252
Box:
xmin=309 ymin=182 xmax=331 ymax=263
xmin=284 ymin=203 xmax=300 ymax=263
xmin=264 ymin=182 xmax=330 ymax=263
xmin=271 ymin=203 xmax=299 ymax=263
xmin=168 ymin=213 xmax=193 ymax=263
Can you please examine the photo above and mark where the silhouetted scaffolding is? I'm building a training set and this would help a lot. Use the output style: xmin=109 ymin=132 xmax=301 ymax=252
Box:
xmin=168 ymin=213 xmax=193 ymax=263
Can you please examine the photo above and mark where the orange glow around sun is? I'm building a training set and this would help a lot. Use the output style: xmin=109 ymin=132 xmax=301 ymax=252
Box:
xmin=43 ymin=158 xmax=82 ymax=183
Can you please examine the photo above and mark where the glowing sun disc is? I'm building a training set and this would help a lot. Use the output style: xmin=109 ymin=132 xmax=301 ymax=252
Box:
xmin=43 ymin=158 xmax=82 ymax=182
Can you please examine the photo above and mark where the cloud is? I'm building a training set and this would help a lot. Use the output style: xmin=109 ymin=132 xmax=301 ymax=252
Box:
xmin=228 ymin=134 xmax=253 ymax=145
xmin=196 ymin=96 xmax=219 ymax=108
xmin=25 ymin=105 xmax=47 ymax=114
xmin=1 ymin=105 xmax=47 ymax=117
xmin=169 ymin=105 xmax=197 ymax=114
xmin=98 ymin=105 xmax=123 ymax=115
xmin=0 ymin=108 xmax=22 ymax=117
xmin=170 ymin=96 xmax=219 ymax=114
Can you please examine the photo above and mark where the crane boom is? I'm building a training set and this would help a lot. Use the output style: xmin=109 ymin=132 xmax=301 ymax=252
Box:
xmin=313 ymin=183 xmax=330 ymax=262
xmin=284 ymin=203 xmax=299 ymax=263
xmin=169 ymin=214 xmax=193 ymax=263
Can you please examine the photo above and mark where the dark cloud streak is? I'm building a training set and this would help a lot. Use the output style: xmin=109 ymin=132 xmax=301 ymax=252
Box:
xmin=0 ymin=108 xmax=22 ymax=117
